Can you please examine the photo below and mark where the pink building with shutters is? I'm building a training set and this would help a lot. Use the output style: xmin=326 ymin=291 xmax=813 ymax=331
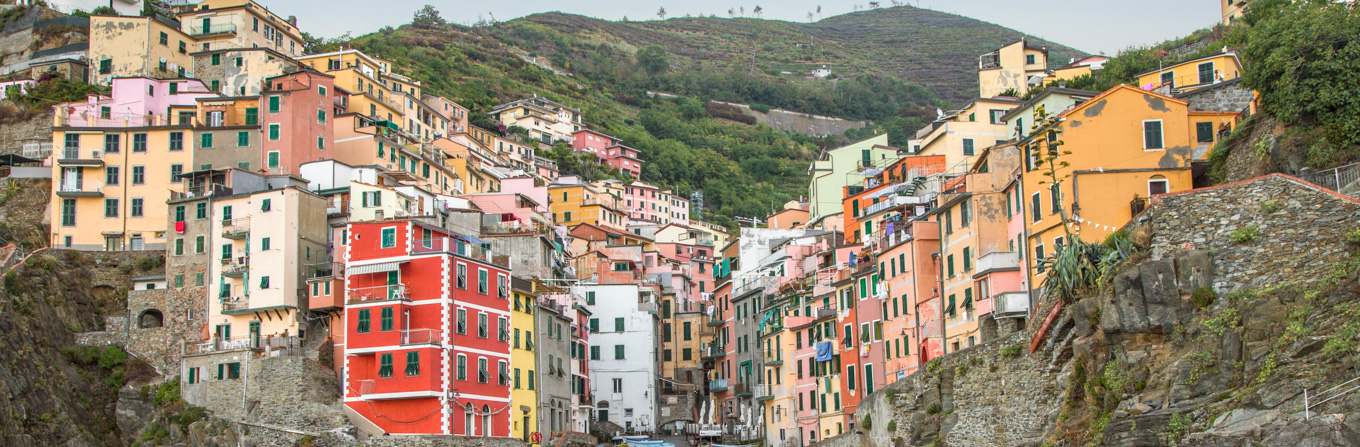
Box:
xmin=261 ymin=70 xmax=335 ymax=176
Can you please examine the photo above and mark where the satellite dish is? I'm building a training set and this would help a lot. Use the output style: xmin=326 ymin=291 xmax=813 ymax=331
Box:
xmin=935 ymin=108 xmax=945 ymax=120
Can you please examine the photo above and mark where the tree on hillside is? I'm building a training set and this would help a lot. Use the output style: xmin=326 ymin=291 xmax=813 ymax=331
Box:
xmin=817 ymin=5 xmax=822 ymax=19
xmin=753 ymin=5 xmax=763 ymax=17
xmin=869 ymin=1 xmax=881 ymax=8
xmin=637 ymin=45 xmax=670 ymax=75
xmin=807 ymin=11 xmax=813 ymax=22
xmin=657 ymin=7 xmax=667 ymax=19
xmin=1234 ymin=0 xmax=1360 ymax=166
xmin=740 ymin=6 xmax=745 ymax=16
xmin=413 ymin=4 xmax=446 ymax=28
xmin=728 ymin=8 xmax=735 ymax=17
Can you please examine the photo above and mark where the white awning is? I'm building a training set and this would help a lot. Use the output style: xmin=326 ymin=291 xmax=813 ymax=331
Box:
xmin=347 ymin=261 xmax=403 ymax=275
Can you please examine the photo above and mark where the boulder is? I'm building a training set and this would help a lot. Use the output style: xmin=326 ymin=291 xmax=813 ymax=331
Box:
xmin=1176 ymin=250 xmax=1213 ymax=296
xmin=1115 ymin=270 xmax=1149 ymax=333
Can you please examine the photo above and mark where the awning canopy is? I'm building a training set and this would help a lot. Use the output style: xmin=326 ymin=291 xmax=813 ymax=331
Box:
xmin=348 ymin=261 xmax=403 ymax=275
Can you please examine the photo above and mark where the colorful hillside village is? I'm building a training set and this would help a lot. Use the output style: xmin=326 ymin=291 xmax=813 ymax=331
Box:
xmin=17 ymin=0 xmax=1281 ymax=445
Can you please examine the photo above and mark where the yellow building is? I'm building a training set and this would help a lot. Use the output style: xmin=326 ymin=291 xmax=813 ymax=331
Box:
xmin=1135 ymin=52 xmax=1243 ymax=94
xmin=192 ymin=47 xmax=302 ymax=97
xmin=1047 ymin=55 xmax=1110 ymax=85
xmin=1222 ymin=0 xmax=1249 ymax=24
xmin=175 ymin=0 xmax=306 ymax=58
xmin=547 ymin=181 xmax=627 ymax=229
xmin=1020 ymin=85 xmax=1238 ymax=289
xmin=331 ymin=114 xmax=463 ymax=196
xmin=489 ymin=96 xmax=583 ymax=145
xmin=913 ymin=97 xmax=1020 ymax=171
xmin=207 ymin=182 xmax=327 ymax=346
xmin=511 ymin=280 xmax=539 ymax=443
xmin=51 ymin=78 xmax=217 ymax=250
xmin=299 ymin=50 xmax=403 ymax=123
xmin=977 ymin=38 xmax=1049 ymax=98
xmin=88 ymin=15 xmax=198 ymax=85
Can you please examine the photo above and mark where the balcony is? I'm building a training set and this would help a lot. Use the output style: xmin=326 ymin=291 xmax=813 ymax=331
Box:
xmin=762 ymin=354 xmax=784 ymax=367
xmin=734 ymin=382 xmax=752 ymax=398
xmin=221 ymin=217 xmax=250 ymax=239
xmin=188 ymin=23 xmax=237 ymax=36
xmin=978 ymin=51 xmax=1001 ymax=70
xmin=754 ymin=384 xmax=774 ymax=401
xmin=55 ymin=180 xmax=104 ymax=197
xmin=706 ymin=317 xmax=724 ymax=328
xmin=222 ymin=256 xmax=249 ymax=277
xmin=863 ymin=194 xmax=931 ymax=217
xmin=993 ymin=291 xmax=1030 ymax=318
xmin=708 ymin=378 xmax=728 ymax=392
xmin=974 ymin=251 xmax=1020 ymax=277
xmin=57 ymin=148 xmax=106 ymax=166
xmin=702 ymin=344 xmax=725 ymax=360
xmin=351 ymin=373 xmax=441 ymax=399
xmin=400 ymin=328 xmax=439 ymax=346
xmin=638 ymin=302 xmax=657 ymax=315
xmin=734 ymin=276 xmax=778 ymax=298
xmin=412 ymin=237 xmax=509 ymax=268
xmin=307 ymin=277 xmax=344 ymax=311
xmin=347 ymin=284 xmax=410 ymax=304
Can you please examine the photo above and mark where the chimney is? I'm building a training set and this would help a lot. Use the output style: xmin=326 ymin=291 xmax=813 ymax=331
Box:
xmin=288 ymin=16 xmax=297 ymax=26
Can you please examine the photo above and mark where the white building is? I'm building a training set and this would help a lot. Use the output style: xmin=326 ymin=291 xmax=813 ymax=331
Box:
xmin=579 ymin=283 xmax=660 ymax=434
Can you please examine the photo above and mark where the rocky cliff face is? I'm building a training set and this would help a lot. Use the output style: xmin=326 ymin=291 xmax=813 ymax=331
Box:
xmin=815 ymin=175 xmax=1360 ymax=447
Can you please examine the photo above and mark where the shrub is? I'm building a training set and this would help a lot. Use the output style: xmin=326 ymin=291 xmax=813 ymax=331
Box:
xmin=1228 ymin=226 xmax=1259 ymax=243
xmin=1001 ymin=345 xmax=1023 ymax=358
xmin=1191 ymin=287 xmax=1216 ymax=309
xmin=1347 ymin=228 xmax=1360 ymax=244
xmin=1260 ymin=200 xmax=1282 ymax=213
xmin=153 ymin=380 xmax=181 ymax=407
xmin=1163 ymin=413 xmax=1191 ymax=445
xmin=98 ymin=345 xmax=128 ymax=369
xmin=925 ymin=403 xmax=942 ymax=415
xmin=860 ymin=414 xmax=872 ymax=430
xmin=925 ymin=358 xmax=942 ymax=373
xmin=956 ymin=364 xmax=969 ymax=376
xmin=887 ymin=420 xmax=897 ymax=431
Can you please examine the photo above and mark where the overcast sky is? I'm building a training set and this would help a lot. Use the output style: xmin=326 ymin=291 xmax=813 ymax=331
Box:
xmin=259 ymin=0 xmax=1220 ymax=55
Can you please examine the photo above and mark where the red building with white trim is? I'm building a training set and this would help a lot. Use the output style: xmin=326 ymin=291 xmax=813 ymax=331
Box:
xmin=343 ymin=219 xmax=512 ymax=436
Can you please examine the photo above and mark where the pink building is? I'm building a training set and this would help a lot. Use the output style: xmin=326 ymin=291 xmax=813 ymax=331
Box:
xmin=56 ymin=77 xmax=216 ymax=126
xmin=498 ymin=176 xmax=548 ymax=214
xmin=622 ymin=181 xmax=690 ymax=226
xmin=261 ymin=70 xmax=335 ymax=176
xmin=603 ymin=145 xmax=642 ymax=179
xmin=571 ymin=129 xmax=616 ymax=157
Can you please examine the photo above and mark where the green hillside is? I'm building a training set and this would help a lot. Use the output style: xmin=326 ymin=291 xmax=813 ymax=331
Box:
xmin=340 ymin=6 xmax=1087 ymax=225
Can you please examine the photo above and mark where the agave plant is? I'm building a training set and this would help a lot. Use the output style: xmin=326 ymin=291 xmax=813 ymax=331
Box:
xmin=1037 ymin=236 xmax=1106 ymax=304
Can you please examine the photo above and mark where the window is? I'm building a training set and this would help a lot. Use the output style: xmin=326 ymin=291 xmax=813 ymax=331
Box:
xmin=218 ymin=362 xmax=240 ymax=380
xmin=99 ymin=59 xmax=111 ymax=74
xmin=378 ymin=353 xmax=393 ymax=377
xmin=259 ymin=276 xmax=270 ymax=289
xmin=478 ymin=357 xmax=488 ymax=383
xmin=457 ymin=355 xmax=466 ymax=380
xmin=211 ymin=54 xmax=221 ymax=65
xmin=195 ymin=235 xmax=204 ymax=253
xmin=380 ymin=307 xmax=393 ymax=331
xmin=478 ymin=312 xmax=488 ymax=338
xmin=380 ymin=228 xmax=396 ymax=248
xmin=615 ymin=344 xmax=625 ymax=359
xmin=478 ymin=269 xmax=488 ymax=294
xmin=357 ymin=309 xmax=371 ymax=333
xmin=131 ymin=166 xmax=145 ymax=185
xmin=1198 ymin=62 xmax=1215 ymax=84
xmin=268 ymin=124 xmax=280 ymax=140
xmin=268 ymin=96 xmax=280 ymax=112
xmin=159 ymin=32 xmax=168 ymax=45
xmin=103 ymin=134 xmax=119 ymax=153
xmin=615 ymin=317 xmax=624 ymax=332
xmin=317 ymin=136 xmax=324 ymax=150
xmin=1050 ymin=184 xmax=1061 ymax=215
xmin=237 ymin=131 xmax=249 ymax=147
xmin=1143 ymin=120 xmax=1164 ymax=149
xmin=1149 ymin=178 xmax=1169 ymax=196
xmin=1161 ymin=71 xmax=1175 ymax=87
xmin=317 ymin=109 xmax=326 ymax=123
xmin=106 ymin=166 xmax=119 ymax=185
xmin=1196 ymin=122 xmax=1214 ymax=143
xmin=169 ymin=132 xmax=183 ymax=151
xmin=174 ymin=238 xmax=184 ymax=256
xmin=1031 ymin=192 xmax=1041 ymax=222
xmin=170 ymin=164 xmax=183 ymax=182
xmin=405 ymin=351 xmax=420 ymax=376
xmin=456 ymin=264 xmax=466 ymax=289
xmin=260 ymin=237 xmax=271 ymax=251
xmin=267 ymin=151 xmax=279 ymax=168
xmin=104 ymin=198 xmax=118 ymax=218
xmin=947 ymin=255 xmax=954 ymax=278
xmin=498 ymin=316 xmax=509 ymax=341
xmin=200 ymin=133 xmax=213 ymax=149
xmin=962 ymin=138 xmax=975 ymax=156
xmin=1026 ymin=54 xmax=1036 ymax=65
xmin=1035 ymin=244 xmax=1046 ymax=272
xmin=196 ymin=202 xmax=207 ymax=219
xmin=456 ymin=309 xmax=466 ymax=334
xmin=131 ymin=198 xmax=144 ymax=217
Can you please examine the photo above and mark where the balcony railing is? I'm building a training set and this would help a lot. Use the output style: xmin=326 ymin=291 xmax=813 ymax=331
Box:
xmin=733 ymin=276 xmax=778 ymax=297
xmin=55 ymin=180 xmax=104 ymax=196
xmin=974 ymin=251 xmax=1020 ymax=275
xmin=733 ymin=382 xmax=751 ymax=397
xmin=993 ymin=291 xmax=1029 ymax=318
xmin=347 ymin=284 xmax=409 ymax=304
xmin=188 ymin=23 xmax=237 ymax=36
xmin=222 ymin=217 xmax=250 ymax=238
xmin=1131 ymin=197 xmax=1149 ymax=217
xmin=412 ymin=238 xmax=509 ymax=268
xmin=708 ymin=378 xmax=728 ymax=392
xmin=702 ymin=344 xmax=725 ymax=359
xmin=357 ymin=379 xmax=376 ymax=395
xmin=754 ymin=384 xmax=774 ymax=401
xmin=400 ymin=328 xmax=438 ymax=345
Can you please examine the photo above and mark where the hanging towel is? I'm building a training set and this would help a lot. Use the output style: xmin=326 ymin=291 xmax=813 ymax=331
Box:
xmin=815 ymin=341 xmax=833 ymax=362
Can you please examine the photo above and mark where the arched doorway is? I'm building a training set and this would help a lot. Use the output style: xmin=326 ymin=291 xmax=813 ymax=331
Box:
xmin=138 ymin=309 xmax=164 ymax=328
xmin=596 ymin=400 xmax=610 ymax=422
